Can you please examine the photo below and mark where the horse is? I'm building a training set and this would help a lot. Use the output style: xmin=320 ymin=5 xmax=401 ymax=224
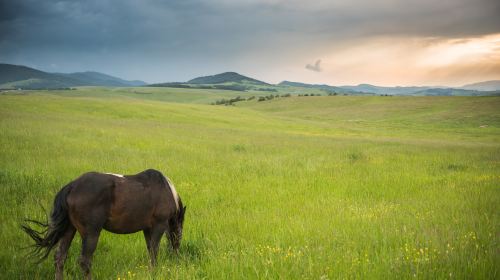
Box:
xmin=21 ymin=169 xmax=186 ymax=280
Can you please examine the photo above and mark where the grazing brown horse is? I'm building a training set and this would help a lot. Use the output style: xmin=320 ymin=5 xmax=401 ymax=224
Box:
xmin=22 ymin=169 xmax=186 ymax=280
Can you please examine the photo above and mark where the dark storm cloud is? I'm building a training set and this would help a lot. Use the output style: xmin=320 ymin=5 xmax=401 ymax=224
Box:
xmin=0 ymin=0 xmax=499 ymax=83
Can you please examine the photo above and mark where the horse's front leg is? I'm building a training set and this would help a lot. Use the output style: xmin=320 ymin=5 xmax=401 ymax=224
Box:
xmin=143 ymin=228 xmax=153 ymax=264
xmin=146 ymin=224 xmax=167 ymax=266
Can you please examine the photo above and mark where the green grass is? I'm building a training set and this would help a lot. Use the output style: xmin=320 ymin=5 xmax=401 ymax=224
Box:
xmin=3 ymin=86 xmax=278 ymax=104
xmin=0 ymin=90 xmax=498 ymax=279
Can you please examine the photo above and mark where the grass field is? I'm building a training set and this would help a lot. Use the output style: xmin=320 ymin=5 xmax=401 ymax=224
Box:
xmin=0 ymin=88 xmax=499 ymax=279
xmin=12 ymin=86 xmax=282 ymax=104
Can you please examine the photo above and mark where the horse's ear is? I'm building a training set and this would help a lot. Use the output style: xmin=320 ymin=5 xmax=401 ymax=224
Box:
xmin=179 ymin=206 xmax=187 ymax=222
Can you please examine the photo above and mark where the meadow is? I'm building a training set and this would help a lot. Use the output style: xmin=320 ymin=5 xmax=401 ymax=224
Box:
xmin=0 ymin=88 xmax=498 ymax=279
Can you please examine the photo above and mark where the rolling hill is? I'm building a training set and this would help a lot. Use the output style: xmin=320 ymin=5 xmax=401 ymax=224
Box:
xmin=58 ymin=71 xmax=146 ymax=87
xmin=461 ymin=80 xmax=500 ymax=91
xmin=149 ymin=72 xmax=275 ymax=92
xmin=187 ymin=72 xmax=269 ymax=85
xmin=410 ymin=88 xmax=485 ymax=96
xmin=339 ymin=84 xmax=431 ymax=95
xmin=338 ymin=83 xmax=500 ymax=95
xmin=0 ymin=63 xmax=146 ymax=89
xmin=150 ymin=71 xmax=499 ymax=96
xmin=278 ymin=81 xmax=362 ymax=95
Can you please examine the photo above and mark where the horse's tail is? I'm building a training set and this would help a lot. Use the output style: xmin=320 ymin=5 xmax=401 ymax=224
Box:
xmin=21 ymin=183 xmax=73 ymax=262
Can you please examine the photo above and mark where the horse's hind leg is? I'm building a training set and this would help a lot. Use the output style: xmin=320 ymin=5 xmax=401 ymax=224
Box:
xmin=79 ymin=230 xmax=101 ymax=280
xmin=55 ymin=225 xmax=76 ymax=280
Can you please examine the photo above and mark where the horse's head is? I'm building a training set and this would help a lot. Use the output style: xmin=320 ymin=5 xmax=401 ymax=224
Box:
xmin=167 ymin=205 xmax=186 ymax=252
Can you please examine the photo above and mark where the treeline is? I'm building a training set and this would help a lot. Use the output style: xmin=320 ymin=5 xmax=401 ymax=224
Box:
xmin=255 ymin=88 xmax=278 ymax=92
xmin=0 ymin=87 xmax=77 ymax=91
xmin=298 ymin=92 xmax=339 ymax=96
xmin=211 ymin=96 xmax=254 ymax=105
xmin=211 ymin=93 xmax=292 ymax=105
xmin=257 ymin=93 xmax=291 ymax=101
xmin=149 ymin=83 xmax=249 ymax=91
xmin=213 ymin=91 xmax=390 ymax=106
xmin=148 ymin=83 xmax=287 ymax=93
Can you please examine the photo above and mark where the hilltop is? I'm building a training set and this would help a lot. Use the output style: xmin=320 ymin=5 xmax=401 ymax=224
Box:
xmin=149 ymin=72 xmax=275 ymax=92
xmin=0 ymin=63 xmax=146 ymax=89
xmin=57 ymin=71 xmax=146 ymax=87
xmin=278 ymin=81 xmax=361 ymax=95
xmin=187 ymin=72 xmax=269 ymax=85
xmin=283 ymin=81 xmax=500 ymax=96
xmin=461 ymin=80 xmax=500 ymax=91
xmin=339 ymin=83 xmax=431 ymax=95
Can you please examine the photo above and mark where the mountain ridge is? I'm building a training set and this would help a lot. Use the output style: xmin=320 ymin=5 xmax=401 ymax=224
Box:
xmin=187 ymin=72 xmax=269 ymax=85
xmin=338 ymin=83 xmax=432 ymax=95
xmin=279 ymin=81 xmax=360 ymax=94
xmin=279 ymin=80 xmax=499 ymax=96
xmin=0 ymin=63 xmax=146 ymax=89
xmin=461 ymin=80 xmax=500 ymax=91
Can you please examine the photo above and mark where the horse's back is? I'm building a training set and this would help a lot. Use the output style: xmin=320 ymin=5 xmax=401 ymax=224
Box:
xmin=67 ymin=170 xmax=163 ymax=205
xmin=68 ymin=171 xmax=114 ymax=196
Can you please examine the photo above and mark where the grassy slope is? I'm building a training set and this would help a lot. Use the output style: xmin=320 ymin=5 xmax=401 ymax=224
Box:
xmin=238 ymin=95 xmax=500 ymax=141
xmin=0 ymin=90 xmax=499 ymax=279
xmin=12 ymin=87 xmax=277 ymax=104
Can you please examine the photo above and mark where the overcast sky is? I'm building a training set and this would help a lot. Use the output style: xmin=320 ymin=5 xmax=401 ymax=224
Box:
xmin=1 ymin=0 xmax=499 ymax=86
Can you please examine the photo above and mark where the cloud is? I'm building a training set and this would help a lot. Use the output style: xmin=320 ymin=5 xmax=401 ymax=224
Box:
xmin=306 ymin=59 xmax=322 ymax=72
xmin=313 ymin=34 xmax=500 ymax=86
xmin=0 ymin=0 xmax=499 ymax=84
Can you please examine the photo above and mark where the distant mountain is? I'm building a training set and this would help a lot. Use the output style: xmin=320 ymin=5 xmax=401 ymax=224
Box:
xmin=150 ymin=73 xmax=500 ymax=96
xmin=0 ymin=64 xmax=67 ymax=85
xmin=411 ymin=88 xmax=484 ymax=96
xmin=8 ymin=62 xmax=491 ymax=96
xmin=279 ymin=81 xmax=361 ymax=94
xmin=279 ymin=80 xmax=499 ymax=96
xmin=187 ymin=72 xmax=269 ymax=85
xmin=149 ymin=72 xmax=272 ymax=91
xmin=0 ymin=63 xmax=146 ymax=89
xmin=461 ymin=80 xmax=500 ymax=91
xmin=147 ymin=82 xmax=253 ymax=91
xmin=340 ymin=83 xmax=500 ymax=95
xmin=339 ymin=84 xmax=431 ymax=95
xmin=58 ymin=71 xmax=146 ymax=87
